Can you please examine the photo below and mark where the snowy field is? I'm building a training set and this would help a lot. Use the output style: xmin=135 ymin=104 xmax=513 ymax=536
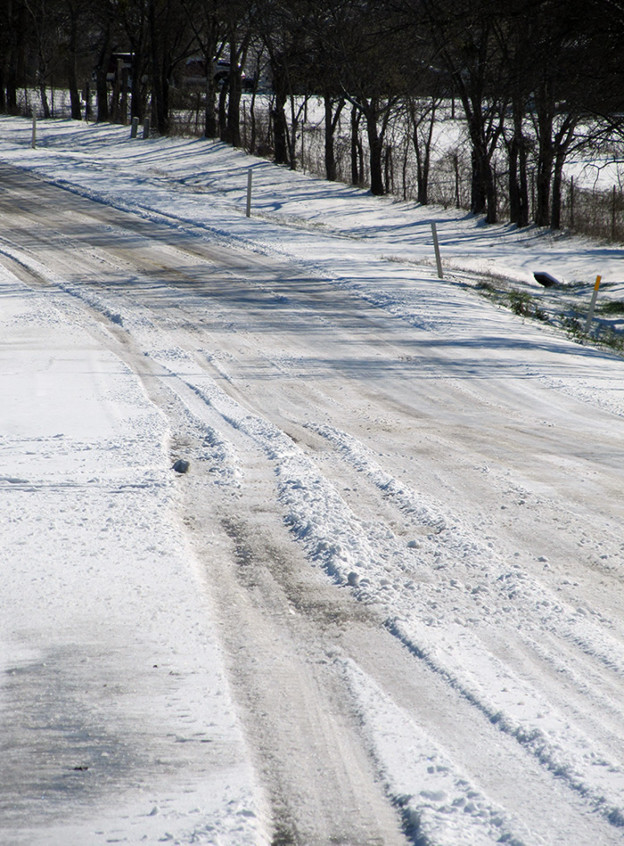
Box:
xmin=1 ymin=116 xmax=624 ymax=845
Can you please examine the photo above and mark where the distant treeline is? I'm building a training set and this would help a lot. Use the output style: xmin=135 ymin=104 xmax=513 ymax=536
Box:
xmin=2 ymin=0 xmax=623 ymax=232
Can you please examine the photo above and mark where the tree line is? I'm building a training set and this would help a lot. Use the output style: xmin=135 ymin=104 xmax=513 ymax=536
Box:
xmin=1 ymin=0 xmax=623 ymax=231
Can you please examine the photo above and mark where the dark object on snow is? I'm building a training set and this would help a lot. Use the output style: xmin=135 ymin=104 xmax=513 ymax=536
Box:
xmin=172 ymin=459 xmax=190 ymax=474
xmin=533 ymin=271 xmax=559 ymax=287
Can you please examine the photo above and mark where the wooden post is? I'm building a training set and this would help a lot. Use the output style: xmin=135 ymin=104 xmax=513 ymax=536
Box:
xmin=584 ymin=275 xmax=602 ymax=335
xmin=431 ymin=222 xmax=443 ymax=279
xmin=130 ymin=116 xmax=139 ymax=138
xmin=246 ymin=169 xmax=253 ymax=217
xmin=143 ymin=117 xmax=150 ymax=139
xmin=31 ymin=111 xmax=37 ymax=149
xmin=611 ymin=185 xmax=617 ymax=241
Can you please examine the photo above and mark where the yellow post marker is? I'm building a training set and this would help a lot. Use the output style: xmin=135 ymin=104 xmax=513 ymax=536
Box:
xmin=584 ymin=275 xmax=602 ymax=335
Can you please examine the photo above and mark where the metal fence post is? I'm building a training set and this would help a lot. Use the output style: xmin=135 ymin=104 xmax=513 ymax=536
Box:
xmin=246 ymin=169 xmax=253 ymax=217
xmin=431 ymin=222 xmax=443 ymax=279
xmin=584 ymin=275 xmax=602 ymax=335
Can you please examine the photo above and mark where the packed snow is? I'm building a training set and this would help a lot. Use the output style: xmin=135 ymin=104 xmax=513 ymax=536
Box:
xmin=1 ymin=115 xmax=624 ymax=845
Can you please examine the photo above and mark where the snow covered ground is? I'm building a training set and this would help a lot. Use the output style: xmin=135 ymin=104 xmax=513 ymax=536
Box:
xmin=1 ymin=116 xmax=624 ymax=845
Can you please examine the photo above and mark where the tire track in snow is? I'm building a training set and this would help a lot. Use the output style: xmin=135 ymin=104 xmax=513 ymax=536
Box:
xmin=303 ymin=424 xmax=624 ymax=828
xmin=120 ymin=322 xmax=624 ymax=834
xmin=86 ymin=327 xmax=521 ymax=844
xmin=343 ymin=659 xmax=529 ymax=846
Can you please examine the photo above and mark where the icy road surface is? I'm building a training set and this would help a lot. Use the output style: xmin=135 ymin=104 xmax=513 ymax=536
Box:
xmin=1 ymin=119 xmax=624 ymax=845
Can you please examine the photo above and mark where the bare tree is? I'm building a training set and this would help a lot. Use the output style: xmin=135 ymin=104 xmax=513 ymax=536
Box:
xmin=420 ymin=0 xmax=508 ymax=221
xmin=255 ymin=0 xmax=315 ymax=167
xmin=179 ymin=0 xmax=226 ymax=138
xmin=408 ymin=93 xmax=442 ymax=206
xmin=331 ymin=0 xmax=409 ymax=195
xmin=23 ymin=0 xmax=65 ymax=116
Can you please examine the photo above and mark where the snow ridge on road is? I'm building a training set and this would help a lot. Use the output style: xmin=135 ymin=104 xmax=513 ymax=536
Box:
xmin=344 ymin=659 xmax=530 ymax=846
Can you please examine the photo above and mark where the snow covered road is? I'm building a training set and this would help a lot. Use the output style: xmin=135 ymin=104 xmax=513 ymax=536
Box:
xmin=1 ymin=118 xmax=624 ymax=845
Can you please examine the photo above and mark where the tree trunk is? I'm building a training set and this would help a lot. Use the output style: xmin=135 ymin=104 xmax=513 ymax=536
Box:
xmin=535 ymin=134 xmax=553 ymax=227
xmin=350 ymin=106 xmax=361 ymax=185
xmin=323 ymin=95 xmax=343 ymax=182
xmin=469 ymin=131 xmax=497 ymax=222
xmin=271 ymin=56 xmax=289 ymax=165
xmin=470 ymin=147 xmax=485 ymax=215
xmin=454 ymin=76 xmax=498 ymax=223
xmin=68 ymin=76 xmax=81 ymax=119
xmin=6 ymin=0 xmax=25 ymax=114
xmin=287 ymin=94 xmax=303 ymax=169
xmin=508 ymin=136 xmax=520 ymax=224
xmin=384 ymin=145 xmax=393 ymax=194
xmin=534 ymin=87 xmax=555 ymax=227
xmin=518 ymin=140 xmax=529 ymax=227
xmin=508 ymin=100 xmax=529 ymax=227
xmin=151 ymin=62 xmax=170 ymax=135
xmin=225 ymin=64 xmax=242 ymax=146
xmin=148 ymin=0 xmax=170 ymax=135
xmin=248 ymin=87 xmax=257 ymax=152
xmin=550 ymin=116 xmax=577 ymax=230
xmin=67 ymin=8 xmax=81 ymax=120
xmin=412 ymin=99 xmax=436 ymax=206
xmin=216 ymin=82 xmax=227 ymax=139
xmin=204 ymin=66 xmax=218 ymax=138
xmin=152 ymin=72 xmax=169 ymax=134
xmin=272 ymin=96 xmax=288 ymax=165
xmin=324 ymin=96 xmax=336 ymax=180
xmin=130 ymin=49 xmax=146 ymax=122
xmin=6 ymin=62 xmax=18 ymax=113
xmin=96 ymin=65 xmax=109 ymax=122
xmin=415 ymin=143 xmax=429 ymax=205
xmin=510 ymin=138 xmax=529 ymax=227
xmin=550 ymin=154 xmax=564 ymax=230
xmin=365 ymin=101 xmax=384 ymax=196
xmin=39 ymin=82 xmax=51 ymax=119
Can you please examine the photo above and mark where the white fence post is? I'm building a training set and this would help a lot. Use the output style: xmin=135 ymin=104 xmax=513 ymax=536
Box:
xmin=431 ymin=222 xmax=443 ymax=279
xmin=584 ymin=275 xmax=602 ymax=335
xmin=246 ymin=169 xmax=253 ymax=217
